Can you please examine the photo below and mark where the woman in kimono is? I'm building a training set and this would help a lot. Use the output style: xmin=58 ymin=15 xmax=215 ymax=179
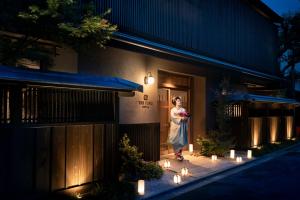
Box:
xmin=168 ymin=96 xmax=189 ymax=161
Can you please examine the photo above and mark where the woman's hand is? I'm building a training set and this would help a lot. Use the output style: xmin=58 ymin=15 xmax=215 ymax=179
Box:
xmin=180 ymin=117 xmax=188 ymax=122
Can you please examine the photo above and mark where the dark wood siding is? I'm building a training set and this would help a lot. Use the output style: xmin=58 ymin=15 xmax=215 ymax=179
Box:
xmin=119 ymin=123 xmax=160 ymax=161
xmin=0 ymin=124 xmax=116 ymax=195
xmin=95 ymin=0 xmax=279 ymax=75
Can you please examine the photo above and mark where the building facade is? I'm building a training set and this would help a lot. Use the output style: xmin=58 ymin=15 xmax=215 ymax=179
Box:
xmin=75 ymin=0 xmax=288 ymax=160
xmin=1 ymin=0 xmax=299 ymax=196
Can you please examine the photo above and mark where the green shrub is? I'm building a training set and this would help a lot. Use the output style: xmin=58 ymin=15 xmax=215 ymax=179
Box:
xmin=196 ymin=129 xmax=233 ymax=157
xmin=119 ymin=134 xmax=163 ymax=181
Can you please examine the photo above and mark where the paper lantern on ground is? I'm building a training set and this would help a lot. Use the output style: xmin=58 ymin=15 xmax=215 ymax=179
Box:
xmin=230 ymin=149 xmax=235 ymax=159
xmin=173 ymin=174 xmax=182 ymax=184
xmin=137 ymin=180 xmax=145 ymax=195
xmin=211 ymin=155 xmax=217 ymax=161
xmin=181 ymin=167 xmax=188 ymax=176
xmin=163 ymin=160 xmax=171 ymax=168
xmin=189 ymin=144 xmax=193 ymax=153
xmin=236 ymin=156 xmax=243 ymax=163
xmin=247 ymin=150 xmax=252 ymax=159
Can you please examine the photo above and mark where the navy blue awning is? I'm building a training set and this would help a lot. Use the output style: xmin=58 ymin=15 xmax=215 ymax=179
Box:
xmin=229 ymin=93 xmax=300 ymax=105
xmin=0 ymin=65 xmax=143 ymax=92
xmin=295 ymin=79 xmax=300 ymax=92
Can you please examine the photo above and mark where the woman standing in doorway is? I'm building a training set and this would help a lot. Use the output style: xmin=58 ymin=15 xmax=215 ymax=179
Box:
xmin=168 ymin=96 xmax=189 ymax=161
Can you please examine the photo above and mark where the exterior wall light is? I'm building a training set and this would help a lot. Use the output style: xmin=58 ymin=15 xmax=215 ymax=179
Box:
xmin=144 ymin=72 xmax=155 ymax=85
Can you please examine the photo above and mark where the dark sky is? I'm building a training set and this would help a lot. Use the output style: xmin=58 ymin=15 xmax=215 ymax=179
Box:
xmin=262 ymin=0 xmax=300 ymax=16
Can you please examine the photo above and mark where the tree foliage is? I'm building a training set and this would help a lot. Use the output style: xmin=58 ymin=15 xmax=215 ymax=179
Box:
xmin=0 ymin=0 xmax=117 ymax=68
xmin=279 ymin=11 xmax=300 ymax=97
xmin=279 ymin=12 xmax=300 ymax=74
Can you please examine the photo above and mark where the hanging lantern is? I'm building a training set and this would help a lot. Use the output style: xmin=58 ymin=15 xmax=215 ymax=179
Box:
xmin=173 ymin=174 xmax=182 ymax=184
xmin=137 ymin=180 xmax=145 ymax=195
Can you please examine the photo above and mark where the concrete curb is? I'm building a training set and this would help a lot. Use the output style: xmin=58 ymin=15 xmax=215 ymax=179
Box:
xmin=140 ymin=142 xmax=300 ymax=200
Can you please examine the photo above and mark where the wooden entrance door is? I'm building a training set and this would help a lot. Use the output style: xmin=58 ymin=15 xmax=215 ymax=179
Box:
xmin=158 ymin=88 xmax=190 ymax=155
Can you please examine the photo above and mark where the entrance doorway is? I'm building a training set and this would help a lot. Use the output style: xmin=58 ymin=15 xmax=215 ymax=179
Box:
xmin=158 ymin=71 xmax=192 ymax=155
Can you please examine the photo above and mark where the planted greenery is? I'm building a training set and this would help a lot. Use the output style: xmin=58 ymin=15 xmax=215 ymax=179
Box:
xmin=119 ymin=134 xmax=163 ymax=181
xmin=196 ymin=78 xmax=235 ymax=157
xmin=0 ymin=0 xmax=117 ymax=68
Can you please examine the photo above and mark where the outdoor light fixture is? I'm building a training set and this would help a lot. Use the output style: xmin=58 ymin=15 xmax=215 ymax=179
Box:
xmin=236 ymin=156 xmax=243 ymax=163
xmin=189 ymin=144 xmax=193 ymax=154
xmin=75 ymin=193 xmax=82 ymax=199
xmin=211 ymin=155 xmax=218 ymax=161
xmin=163 ymin=160 xmax=171 ymax=168
xmin=144 ymin=72 xmax=155 ymax=85
xmin=173 ymin=174 xmax=182 ymax=184
xmin=247 ymin=150 xmax=252 ymax=159
xmin=181 ymin=167 xmax=188 ymax=176
xmin=230 ymin=149 xmax=235 ymax=159
xmin=138 ymin=180 xmax=145 ymax=195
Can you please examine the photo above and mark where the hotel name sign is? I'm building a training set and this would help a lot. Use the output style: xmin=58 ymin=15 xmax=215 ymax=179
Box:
xmin=137 ymin=95 xmax=153 ymax=109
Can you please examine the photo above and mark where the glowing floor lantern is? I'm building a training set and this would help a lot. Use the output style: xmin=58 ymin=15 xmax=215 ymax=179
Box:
xmin=181 ymin=167 xmax=189 ymax=176
xmin=138 ymin=180 xmax=145 ymax=195
xmin=163 ymin=160 xmax=171 ymax=168
xmin=211 ymin=155 xmax=218 ymax=161
xmin=173 ymin=174 xmax=182 ymax=184
xmin=230 ymin=149 xmax=235 ymax=159
xmin=236 ymin=156 xmax=243 ymax=163
xmin=247 ymin=150 xmax=252 ymax=159
xmin=189 ymin=144 xmax=194 ymax=153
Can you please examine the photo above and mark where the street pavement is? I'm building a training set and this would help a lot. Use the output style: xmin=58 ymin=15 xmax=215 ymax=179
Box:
xmin=172 ymin=146 xmax=300 ymax=200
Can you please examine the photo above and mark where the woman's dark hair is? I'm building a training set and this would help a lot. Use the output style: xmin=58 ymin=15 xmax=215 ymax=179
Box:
xmin=172 ymin=96 xmax=181 ymax=105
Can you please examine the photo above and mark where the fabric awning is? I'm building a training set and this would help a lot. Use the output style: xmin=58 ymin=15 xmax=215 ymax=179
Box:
xmin=0 ymin=65 xmax=143 ymax=92
xmin=229 ymin=93 xmax=300 ymax=105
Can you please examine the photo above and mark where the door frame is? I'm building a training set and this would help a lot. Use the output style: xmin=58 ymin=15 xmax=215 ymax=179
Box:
xmin=158 ymin=70 xmax=193 ymax=155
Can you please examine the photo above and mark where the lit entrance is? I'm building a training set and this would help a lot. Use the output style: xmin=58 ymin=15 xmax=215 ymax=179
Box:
xmin=158 ymin=71 xmax=192 ymax=155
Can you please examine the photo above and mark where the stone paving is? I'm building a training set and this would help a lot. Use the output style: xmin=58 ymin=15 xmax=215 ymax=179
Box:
xmin=137 ymin=151 xmax=254 ymax=199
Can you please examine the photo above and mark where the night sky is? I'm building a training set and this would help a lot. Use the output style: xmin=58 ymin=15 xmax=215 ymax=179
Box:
xmin=262 ymin=0 xmax=300 ymax=16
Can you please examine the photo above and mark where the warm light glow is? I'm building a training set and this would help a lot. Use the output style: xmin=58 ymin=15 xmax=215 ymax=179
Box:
xmin=144 ymin=72 xmax=155 ymax=85
xmin=230 ymin=150 xmax=235 ymax=159
xmin=247 ymin=150 xmax=252 ymax=159
xmin=286 ymin=116 xmax=293 ymax=139
xmin=75 ymin=193 xmax=82 ymax=199
xmin=236 ymin=156 xmax=243 ymax=163
xmin=269 ymin=117 xmax=279 ymax=143
xmin=163 ymin=160 xmax=171 ymax=168
xmin=211 ymin=155 xmax=218 ymax=161
xmin=138 ymin=180 xmax=145 ymax=195
xmin=173 ymin=174 xmax=182 ymax=184
xmin=189 ymin=144 xmax=193 ymax=153
xmin=250 ymin=118 xmax=262 ymax=147
xmin=181 ymin=167 xmax=188 ymax=176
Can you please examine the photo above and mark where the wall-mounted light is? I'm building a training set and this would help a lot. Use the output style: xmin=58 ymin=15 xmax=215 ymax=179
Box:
xmin=144 ymin=72 xmax=155 ymax=85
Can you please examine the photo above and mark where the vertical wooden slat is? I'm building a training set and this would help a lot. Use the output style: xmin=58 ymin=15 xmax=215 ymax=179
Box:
xmin=51 ymin=126 xmax=66 ymax=191
xmin=94 ymin=124 xmax=104 ymax=180
xmin=35 ymin=128 xmax=51 ymax=192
